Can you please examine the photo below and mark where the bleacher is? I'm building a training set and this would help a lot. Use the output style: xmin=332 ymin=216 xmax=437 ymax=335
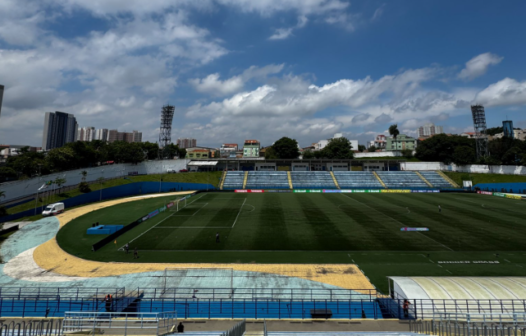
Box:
xmin=221 ymin=170 xmax=456 ymax=190
xmin=419 ymin=171 xmax=454 ymax=188
xmin=290 ymin=172 xmax=336 ymax=189
xmin=376 ymin=172 xmax=428 ymax=188
xmin=246 ymin=171 xmax=289 ymax=189
xmin=222 ymin=171 xmax=245 ymax=189
xmin=333 ymin=172 xmax=383 ymax=189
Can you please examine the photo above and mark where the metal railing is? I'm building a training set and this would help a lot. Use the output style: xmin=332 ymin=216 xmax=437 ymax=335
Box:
xmin=0 ymin=287 xmax=124 ymax=300
xmin=410 ymin=319 xmax=526 ymax=336
xmin=0 ymin=319 xmax=63 ymax=336
xmin=139 ymin=287 xmax=377 ymax=301
xmin=224 ymin=320 xmax=245 ymax=336
xmin=62 ymin=311 xmax=177 ymax=336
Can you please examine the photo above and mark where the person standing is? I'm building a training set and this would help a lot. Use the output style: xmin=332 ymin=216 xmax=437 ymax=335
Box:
xmin=403 ymin=299 xmax=411 ymax=318
xmin=125 ymin=243 xmax=129 ymax=254
xmin=216 ymin=232 xmax=220 ymax=243
xmin=133 ymin=247 xmax=138 ymax=259
xmin=438 ymin=205 xmax=441 ymax=213
xmin=177 ymin=322 xmax=184 ymax=333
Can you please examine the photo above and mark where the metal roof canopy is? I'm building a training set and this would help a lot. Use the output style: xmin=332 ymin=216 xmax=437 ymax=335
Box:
xmin=187 ymin=161 xmax=218 ymax=166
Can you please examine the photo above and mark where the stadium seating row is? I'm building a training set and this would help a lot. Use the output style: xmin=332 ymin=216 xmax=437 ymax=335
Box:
xmin=222 ymin=171 xmax=455 ymax=190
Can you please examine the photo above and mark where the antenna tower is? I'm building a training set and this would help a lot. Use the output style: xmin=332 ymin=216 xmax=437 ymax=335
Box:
xmin=471 ymin=105 xmax=489 ymax=160
xmin=159 ymin=104 xmax=175 ymax=150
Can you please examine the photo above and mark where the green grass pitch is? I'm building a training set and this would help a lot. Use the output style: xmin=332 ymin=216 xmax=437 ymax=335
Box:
xmin=57 ymin=192 xmax=526 ymax=292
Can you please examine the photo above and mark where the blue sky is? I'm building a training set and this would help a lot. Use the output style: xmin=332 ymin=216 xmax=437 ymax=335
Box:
xmin=0 ymin=0 xmax=525 ymax=148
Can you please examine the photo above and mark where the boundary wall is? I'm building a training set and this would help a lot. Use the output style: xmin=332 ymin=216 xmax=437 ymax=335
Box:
xmin=401 ymin=162 xmax=526 ymax=175
xmin=0 ymin=182 xmax=213 ymax=224
xmin=0 ymin=160 xmax=190 ymax=203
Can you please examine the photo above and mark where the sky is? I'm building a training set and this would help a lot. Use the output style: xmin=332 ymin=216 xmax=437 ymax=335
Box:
xmin=0 ymin=0 xmax=525 ymax=148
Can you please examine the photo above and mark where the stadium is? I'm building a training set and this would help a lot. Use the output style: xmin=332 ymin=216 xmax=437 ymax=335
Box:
xmin=0 ymin=159 xmax=526 ymax=336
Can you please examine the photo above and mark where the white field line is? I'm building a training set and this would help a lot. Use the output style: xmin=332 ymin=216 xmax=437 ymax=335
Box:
xmin=231 ymin=198 xmax=247 ymax=228
xmin=119 ymin=193 xmax=207 ymax=250
xmin=341 ymin=193 xmax=454 ymax=252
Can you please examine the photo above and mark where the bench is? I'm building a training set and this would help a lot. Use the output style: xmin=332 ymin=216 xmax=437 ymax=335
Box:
xmin=310 ymin=309 xmax=332 ymax=319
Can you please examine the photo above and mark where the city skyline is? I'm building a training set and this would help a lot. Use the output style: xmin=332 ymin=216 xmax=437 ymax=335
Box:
xmin=0 ymin=1 xmax=525 ymax=148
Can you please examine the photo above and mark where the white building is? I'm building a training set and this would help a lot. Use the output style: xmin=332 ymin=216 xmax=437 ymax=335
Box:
xmin=78 ymin=127 xmax=96 ymax=141
xmin=417 ymin=123 xmax=443 ymax=137
xmin=315 ymin=134 xmax=358 ymax=151
xmin=95 ymin=128 xmax=108 ymax=141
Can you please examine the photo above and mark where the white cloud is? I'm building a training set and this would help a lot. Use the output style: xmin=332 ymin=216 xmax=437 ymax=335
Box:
xmin=269 ymin=15 xmax=308 ymax=40
xmin=458 ymin=52 xmax=503 ymax=81
xmin=189 ymin=64 xmax=284 ymax=96
xmin=474 ymin=78 xmax=526 ymax=106
xmin=371 ymin=4 xmax=385 ymax=21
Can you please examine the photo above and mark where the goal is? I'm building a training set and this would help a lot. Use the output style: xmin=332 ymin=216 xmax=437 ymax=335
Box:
xmin=161 ymin=268 xmax=234 ymax=297
xmin=168 ymin=197 xmax=187 ymax=212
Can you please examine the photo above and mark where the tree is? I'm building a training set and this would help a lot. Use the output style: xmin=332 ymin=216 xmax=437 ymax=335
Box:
xmin=367 ymin=145 xmax=377 ymax=152
xmin=452 ymin=146 xmax=476 ymax=165
xmin=502 ymin=147 xmax=523 ymax=165
xmin=141 ymin=142 xmax=160 ymax=160
xmin=358 ymin=145 xmax=366 ymax=152
xmin=415 ymin=134 xmax=476 ymax=164
xmin=389 ymin=124 xmax=400 ymax=151
xmin=484 ymin=127 xmax=503 ymax=136
xmin=302 ymin=149 xmax=315 ymax=159
xmin=264 ymin=146 xmax=278 ymax=159
xmin=272 ymin=137 xmax=300 ymax=159
xmin=320 ymin=137 xmax=354 ymax=159
xmin=401 ymin=149 xmax=413 ymax=159
xmin=47 ymin=147 xmax=76 ymax=171
xmin=54 ymin=177 xmax=67 ymax=193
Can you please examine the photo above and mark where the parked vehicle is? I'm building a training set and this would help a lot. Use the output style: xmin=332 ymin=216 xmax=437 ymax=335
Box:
xmin=166 ymin=169 xmax=177 ymax=173
xmin=42 ymin=202 xmax=65 ymax=216
xmin=179 ymin=169 xmax=188 ymax=173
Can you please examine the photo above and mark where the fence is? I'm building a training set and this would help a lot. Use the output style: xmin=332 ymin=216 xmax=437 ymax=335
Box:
xmin=410 ymin=319 xmax=526 ymax=336
xmin=0 ymin=181 xmax=214 ymax=224
xmin=379 ymin=296 xmax=526 ymax=320
xmin=0 ymin=319 xmax=63 ymax=336
xmin=62 ymin=311 xmax=177 ymax=336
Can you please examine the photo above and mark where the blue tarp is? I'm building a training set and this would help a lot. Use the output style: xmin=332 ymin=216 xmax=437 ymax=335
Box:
xmin=475 ymin=182 xmax=526 ymax=194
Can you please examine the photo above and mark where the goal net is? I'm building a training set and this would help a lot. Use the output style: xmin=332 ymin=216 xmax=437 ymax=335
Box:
xmin=168 ymin=197 xmax=187 ymax=212
xmin=161 ymin=268 xmax=234 ymax=298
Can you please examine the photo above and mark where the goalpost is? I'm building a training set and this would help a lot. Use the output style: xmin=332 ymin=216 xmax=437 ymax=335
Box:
xmin=161 ymin=268 xmax=234 ymax=297
xmin=168 ymin=197 xmax=187 ymax=212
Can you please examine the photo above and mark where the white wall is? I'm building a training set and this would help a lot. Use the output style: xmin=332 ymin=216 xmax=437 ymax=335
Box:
xmin=401 ymin=162 xmax=526 ymax=175
xmin=0 ymin=159 xmax=190 ymax=202
xmin=355 ymin=151 xmax=402 ymax=158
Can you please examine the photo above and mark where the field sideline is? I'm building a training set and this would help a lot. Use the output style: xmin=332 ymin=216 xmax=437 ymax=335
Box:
xmin=54 ymin=191 xmax=526 ymax=292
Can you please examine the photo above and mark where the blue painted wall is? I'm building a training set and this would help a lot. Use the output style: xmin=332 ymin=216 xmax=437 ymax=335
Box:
xmin=475 ymin=182 xmax=526 ymax=194
xmin=0 ymin=182 xmax=214 ymax=223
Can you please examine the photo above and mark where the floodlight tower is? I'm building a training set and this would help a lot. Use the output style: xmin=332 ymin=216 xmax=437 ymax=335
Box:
xmin=159 ymin=105 xmax=175 ymax=157
xmin=471 ymin=105 xmax=489 ymax=159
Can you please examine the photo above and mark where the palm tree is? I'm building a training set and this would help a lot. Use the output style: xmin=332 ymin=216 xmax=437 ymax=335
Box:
xmin=389 ymin=124 xmax=400 ymax=151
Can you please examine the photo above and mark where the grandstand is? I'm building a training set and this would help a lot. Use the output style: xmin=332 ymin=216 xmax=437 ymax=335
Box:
xmin=221 ymin=171 xmax=456 ymax=190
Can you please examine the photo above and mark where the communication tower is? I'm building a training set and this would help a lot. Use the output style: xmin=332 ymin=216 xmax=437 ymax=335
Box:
xmin=471 ymin=105 xmax=489 ymax=159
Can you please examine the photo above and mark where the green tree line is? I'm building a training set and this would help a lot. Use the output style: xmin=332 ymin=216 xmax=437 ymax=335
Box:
xmin=0 ymin=141 xmax=186 ymax=180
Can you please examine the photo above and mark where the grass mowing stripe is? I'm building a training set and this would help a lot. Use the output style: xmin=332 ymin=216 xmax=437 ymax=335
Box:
xmin=296 ymin=194 xmax=352 ymax=250
xmin=410 ymin=195 xmax=526 ymax=249
xmin=121 ymin=193 xmax=207 ymax=249
xmin=251 ymin=194 xmax=290 ymax=250
xmin=342 ymin=193 xmax=454 ymax=251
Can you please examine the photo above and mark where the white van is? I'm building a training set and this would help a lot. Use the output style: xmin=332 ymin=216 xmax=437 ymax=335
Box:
xmin=42 ymin=203 xmax=65 ymax=216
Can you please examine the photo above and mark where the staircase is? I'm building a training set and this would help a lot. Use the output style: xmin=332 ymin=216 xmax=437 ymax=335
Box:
xmin=373 ymin=171 xmax=387 ymax=188
xmin=242 ymin=171 xmax=248 ymax=189
xmin=329 ymin=171 xmax=340 ymax=189
xmin=287 ymin=171 xmax=293 ymax=189
xmin=219 ymin=171 xmax=227 ymax=190
xmin=415 ymin=171 xmax=433 ymax=188
xmin=436 ymin=171 xmax=460 ymax=188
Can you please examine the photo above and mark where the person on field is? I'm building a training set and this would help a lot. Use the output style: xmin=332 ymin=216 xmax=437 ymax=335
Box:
xmin=125 ymin=243 xmax=129 ymax=254
xmin=216 ymin=232 xmax=220 ymax=243
xmin=403 ymin=299 xmax=411 ymax=318
xmin=438 ymin=205 xmax=441 ymax=213
xmin=133 ymin=247 xmax=138 ymax=259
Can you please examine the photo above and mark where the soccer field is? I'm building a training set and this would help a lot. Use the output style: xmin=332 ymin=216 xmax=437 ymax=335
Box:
xmin=57 ymin=192 xmax=526 ymax=292
xmin=125 ymin=192 xmax=526 ymax=252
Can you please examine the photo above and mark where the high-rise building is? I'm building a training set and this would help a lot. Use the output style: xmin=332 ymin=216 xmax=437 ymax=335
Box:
xmin=95 ymin=128 xmax=108 ymax=141
xmin=42 ymin=111 xmax=77 ymax=151
xmin=132 ymin=130 xmax=142 ymax=143
xmin=78 ymin=127 xmax=96 ymax=141
xmin=503 ymin=120 xmax=514 ymax=138
xmin=177 ymin=138 xmax=197 ymax=149
xmin=0 ymin=85 xmax=4 ymax=122
xmin=417 ymin=123 xmax=443 ymax=137
xmin=103 ymin=129 xmax=142 ymax=143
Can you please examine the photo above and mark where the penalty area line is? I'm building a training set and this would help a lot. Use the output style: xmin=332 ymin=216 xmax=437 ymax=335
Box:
xmin=231 ymin=198 xmax=247 ymax=228
xmin=118 ymin=193 xmax=207 ymax=250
